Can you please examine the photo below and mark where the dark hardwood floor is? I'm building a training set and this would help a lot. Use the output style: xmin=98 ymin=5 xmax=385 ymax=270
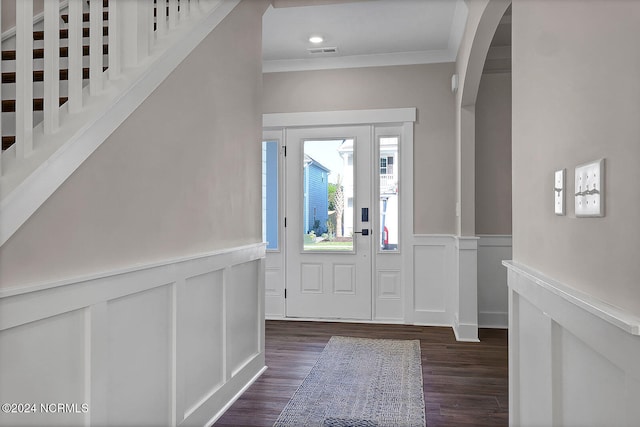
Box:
xmin=214 ymin=320 xmax=508 ymax=427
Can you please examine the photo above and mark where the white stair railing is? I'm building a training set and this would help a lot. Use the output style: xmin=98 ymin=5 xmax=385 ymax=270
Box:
xmin=0 ymin=0 xmax=211 ymax=177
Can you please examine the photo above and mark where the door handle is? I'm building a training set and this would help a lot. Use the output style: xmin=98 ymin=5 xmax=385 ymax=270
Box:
xmin=354 ymin=229 xmax=369 ymax=236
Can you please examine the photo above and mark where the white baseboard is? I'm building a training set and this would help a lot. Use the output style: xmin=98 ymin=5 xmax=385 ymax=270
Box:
xmin=478 ymin=311 xmax=508 ymax=329
xmin=453 ymin=315 xmax=481 ymax=342
xmin=0 ymin=243 xmax=265 ymax=427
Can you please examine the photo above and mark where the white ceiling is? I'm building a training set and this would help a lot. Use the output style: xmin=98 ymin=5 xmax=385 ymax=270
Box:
xmin=262 ymin=0 xmax=468 ymax=73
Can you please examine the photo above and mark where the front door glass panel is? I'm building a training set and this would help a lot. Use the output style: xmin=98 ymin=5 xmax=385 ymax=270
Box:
xmin=302 ymin=139 xmax=354 ymax=252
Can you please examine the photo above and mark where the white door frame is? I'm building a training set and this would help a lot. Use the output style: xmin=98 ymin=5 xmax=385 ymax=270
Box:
xmin=263 ymin=108 xmax=416 ymax=322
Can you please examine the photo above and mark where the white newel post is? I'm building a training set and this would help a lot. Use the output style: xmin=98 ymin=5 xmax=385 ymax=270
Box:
xmin=90 ymin=0 xmax=104 ymax=94
xmin=16 ymin=1 xmax=34 ymax=158
xmin=108 ymin=0 xmax=121 ymax=79
xmin=68 ymin=0 xmax=83 ymax=113
xmin=120 ymin=1 xmax=151 ymax=69
xmin=44 ymin=1 xmax=61 ymax=135
xmin=455 ymin=236 xmax=479 ymax=342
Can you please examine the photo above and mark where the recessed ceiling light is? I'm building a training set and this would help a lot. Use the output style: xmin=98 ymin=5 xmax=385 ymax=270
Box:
xmin=309 ymin=36 xmax=324 ymax=44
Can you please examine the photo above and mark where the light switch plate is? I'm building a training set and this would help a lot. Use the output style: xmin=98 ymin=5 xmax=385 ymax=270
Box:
xmin=575 ymin=159 xmax=605 ymax=217
xmin=554 ymin=169 xmax=565 ymax=215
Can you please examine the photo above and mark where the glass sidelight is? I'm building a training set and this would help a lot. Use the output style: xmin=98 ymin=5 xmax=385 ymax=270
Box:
xmin=262 ymin=140 xmax=279 ymax=250
xmin=379 ymin=137 xmax=399 ymax=251
xmin=302 ymin=139 xmax=355 ymax=252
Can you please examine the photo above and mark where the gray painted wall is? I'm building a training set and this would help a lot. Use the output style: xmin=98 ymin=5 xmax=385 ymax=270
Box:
xmin=1 ymin=0 xmax=44 ymax=33
xmin=512 ymin=0 xmax=640 ymax=315
xmin=263 ymin=63 xmax=457 ymax=234
xmin=0 ymin=0 xmax=269 ymax=288
xmin=475 ymin=72 xmax=512 ymax=235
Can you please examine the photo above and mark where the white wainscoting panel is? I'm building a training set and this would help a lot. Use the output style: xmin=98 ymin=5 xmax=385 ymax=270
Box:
xmin=108 ymin=285 xmax=173 ymax=426
xmin=0 ymin=309 xmax=86 ymax=427
xmin=226 ymin=261 xmax=261 ymax=377
xmin=454 ymin=236 xmax=479 ymax=342
xmin=181 ymin=271 xmax=225 ymax=419
xmin=0 ymin=243 xmax=266 ymax=427
xmin=411 ymin=235 xmax=455 ymax=326
xmin=477 ymin=235 xmax=511 ymax=328
xmin=505 ymin=261 xmax=640 ymax=427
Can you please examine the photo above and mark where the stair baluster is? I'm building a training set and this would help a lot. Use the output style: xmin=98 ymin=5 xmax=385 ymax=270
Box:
xmin=44 ymin=0 xmax=61 ymax=135
xmin=90 ymin=0 xmax=104 ymax=94
xmin=169 ymin=0 xmax=178 ymax=29
xmin=68 ymin=0 xmax=84 ymax=113
xmin=16 ymin=1 xmax=34 ymax=158
xmin=180 ymin=0 xmax=189 ymax=21
xmin=109 ymin=0 xmax=121 ymax=79
xmin=157 ymin=0 xmax=168 ymax=36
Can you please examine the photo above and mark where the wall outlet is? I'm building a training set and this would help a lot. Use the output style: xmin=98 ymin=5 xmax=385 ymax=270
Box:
xmin=575 ymin=159 xmax=605 ymax=217
xmin=554 ymin=169 xmax=565 ymax=215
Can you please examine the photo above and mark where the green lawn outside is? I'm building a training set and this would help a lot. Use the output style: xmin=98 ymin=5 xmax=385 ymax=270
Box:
xmin=304 ymin=240 xmax=354 ymax=251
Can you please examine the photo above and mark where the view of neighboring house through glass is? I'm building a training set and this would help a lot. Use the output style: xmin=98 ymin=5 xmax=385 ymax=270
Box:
xmin=303 ymin=140 xmax=354 ymax=252
xmin=379 ymin=137 xmax=399 ymax=251
xmin=262 ymin=141 xmax=279 ymax=250
xmin=264 ymin=137 xmax=397 ymax=253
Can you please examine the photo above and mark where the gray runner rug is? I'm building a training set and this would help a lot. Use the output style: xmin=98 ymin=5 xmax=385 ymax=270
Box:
xmin=273 ymin=336 xmax=426 ymax=427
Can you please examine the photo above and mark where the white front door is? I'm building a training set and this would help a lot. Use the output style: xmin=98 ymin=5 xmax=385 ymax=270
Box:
xmin=285 ymin=126 xmax=373 ymax=320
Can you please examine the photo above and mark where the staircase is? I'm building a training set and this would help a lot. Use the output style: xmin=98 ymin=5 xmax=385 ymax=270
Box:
xmin=0 ymin=0 xmax=239 ymax=246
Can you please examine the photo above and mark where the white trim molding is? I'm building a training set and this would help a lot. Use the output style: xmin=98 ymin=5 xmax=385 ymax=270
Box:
xmin=477 ymin=235 xmax=511 ymax=329
xmin=411 ymin=235 xmax=456 ymax=327
xmin=504 ymin=261 xmax=640 ymax=426
xmin=0 ymin=243 xmax=266 ymax=427
xmin=263 ymin=108 xmax=417 ymax=129
xmin=453 ymin=236 xmax=480 ymax=342
xmin=263 ymin=49 xmax=455 ymax=74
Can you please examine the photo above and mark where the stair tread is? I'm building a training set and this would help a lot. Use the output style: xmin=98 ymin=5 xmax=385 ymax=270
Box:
xmin=1 ymin=67 xmax=108 ymax=84
xmin=2 ymin=97 xmax=69 ymax=113
xmin=60 ymin=12 xmax=109 ymax=24
xmin=32 ymin=27 xmax=108 ymax=41
xmin=2 ymin=44 xmax=108 ymax=61
xmin=2 ymin=136 xmax=15 ymax=151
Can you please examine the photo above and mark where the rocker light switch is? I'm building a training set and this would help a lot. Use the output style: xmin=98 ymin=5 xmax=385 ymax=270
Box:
xmin=554 ymin=169 xmax=565 ymax=215
xmin=575 ymin=159 xmax=605 ymax=217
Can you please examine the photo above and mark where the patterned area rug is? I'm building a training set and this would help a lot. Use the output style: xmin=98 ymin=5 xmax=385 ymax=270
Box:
xmin=273 ymin=336 xmax=426 ymax=427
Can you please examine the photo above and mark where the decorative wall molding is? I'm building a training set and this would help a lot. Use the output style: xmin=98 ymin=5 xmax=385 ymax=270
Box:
xmin=453 ymin=236 xmax=479 ymax=342
xmin=505 ymin=261 xmax=640 ymax=426
xmin=477 ymin=235 xmax=511 ymax=328
xmin=0 ymin=243 xmax=266 ymax=427
xmin=263 ymin=49 xmax=455 ymax=74
xmin=411 ymin=234 xmax=456 ymax=327
xmin=263 ymin=108 xmax=417 ymax=129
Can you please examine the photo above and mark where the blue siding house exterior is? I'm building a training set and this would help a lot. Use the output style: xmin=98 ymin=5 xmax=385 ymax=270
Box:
xmin=303 ymin=155 xmax=330 ymax=235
